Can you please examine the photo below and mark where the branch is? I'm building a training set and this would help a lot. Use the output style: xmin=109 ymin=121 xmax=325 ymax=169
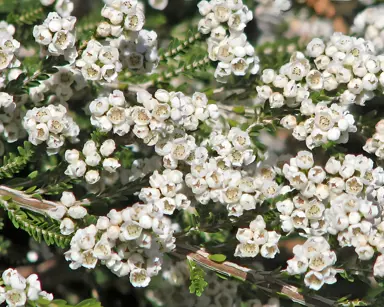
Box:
xmin=160 ymin=32 xmax=203 ymax=61
xmin=174 ymin=244 xmax=336 ymax=307
xmin=0 ymin=185 xmax=66 ymax=220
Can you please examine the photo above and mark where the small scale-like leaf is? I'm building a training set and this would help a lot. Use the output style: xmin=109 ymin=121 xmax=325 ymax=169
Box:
xmin=208 ymin=254 xmax=227 ymax=263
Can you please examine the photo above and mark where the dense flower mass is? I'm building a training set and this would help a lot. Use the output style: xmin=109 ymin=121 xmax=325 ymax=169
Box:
xmin=364 ymin=119 xmax=384 ymax=159
xmin=23 ymin=105 xmax=80 ymax=155
xmin=352 ymin=5 xmax=384 ymax=53
xmin=286 ymin=237 xmax=339 ymax=290
xmin=198 ymin=0 xmax=260 ymax=82
xmin=33 ymin=12 xmax=78 ymax=63
xmin=0 ymin=269 xmax=53 ymax=306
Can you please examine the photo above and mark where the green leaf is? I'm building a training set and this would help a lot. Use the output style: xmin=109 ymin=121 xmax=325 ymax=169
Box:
xmin=0 ymin=141 xmax=35 ymax=179
xmin=28 ymin=171 xmax=39 ymax=179
xmin=233 ymin=106 xmax=245 ymax=114
xmin=3 ymin=205 xmax=71 ymax=248
xmin=208 ymin=254 xmax=227 ymax=263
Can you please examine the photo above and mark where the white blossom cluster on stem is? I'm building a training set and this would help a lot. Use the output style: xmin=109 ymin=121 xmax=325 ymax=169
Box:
xmin=102 ymin=0 xmax=145 ymax=35
xmin=0 ymin=268 xmax=53 ymax=306
xmin=109 ymin=29 xmax=159 ymax=74
xmin=76 ymin=40 xmax=122 ymax=82
xmin=98 ymin=1 xmax=159 ymax=74
xmin=280 ymin=151 xmax=384 ymax=264
xmin=33 ymin=12 xmax=77 ymax=63
xmin=0 ymin=92 xmax=25 ymax=148
xmin=183 ymin=128 xmax=268 ymax=217
xmin=40 ymin=0 xmax=74 ymax=17
xmin=23 ymin=104 xmax=80 ymax=155
xmin=286 ymin=236 xmax=339 ymax=290
xmin=88 ymin=89 xmax=219 ymax=148
xmin=59 ymin=191 xmax=89 ymax=235
xmin=235 ymin=215 xmax=281 ymax=258
xmin=0 ymin=21 xmax=20 ymax=73
xmin=281 ymin=102 xmax=357 ymax=149
xmin=255 ymin=32 xmax=384 ymax=111
xmin=352 ymin=5 xmax=384 ymax=53
xmin=29 ymin=66 xmax=87 ymax=104
xmin=364 ymin=119 xmax=384 ymax=159
xmin=65 ymin=139 xmax=120 ymax=184
xmin=197 ymin=0 xmax=260 ymax=82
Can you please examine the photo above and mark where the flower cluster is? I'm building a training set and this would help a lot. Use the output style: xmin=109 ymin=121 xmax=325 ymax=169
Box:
xmin=110 ymin=30 xmax=159 ymax=74
xmin=89 ymin=90 xmax=130 ymax=135
xmin=0 ymin=21 xmax=19 ymax=72
xmin=197 ymin=0 xmax=260 ymax=82
xmin=1 ymin=268 xmax=53 ymax=306
xmin=23 ymin=104 xmax=80 ymax=155
xmin=281 ymin=151 xmax=384 ymax=262
xmin=40 ymin=0 xmax=74 ymax=17
xmin=76 ymin=40 xmax=122 ymax=82
xmin=352 ymin=5 xmax=384 ymax=53
xmin=255 ymin=32 xmax=384 ymax=112
xmin=89 ymin=89 xmax=219 ymax=147
xmin=65 ymin=139 xmax=120 ymax=184
xmin=101 ymin=0 xmax=145 ymax=35
xmin=0 ymin=92 xmax=25 ymax=146
xmin=28 ymin=65 xmax=87 ymax=104
xmin=235 ymin=215 xmax=281 ymax=258
xmin=59 ymin=191 xmax=89 ymax=235
xmin=183 ymin=128 xmax=261 ymax=216
xmin=286 ymin=237 xmax=338 ymax=290
xmin=33 ymin=12 xmax=77 ymax=63
xmin=96 ymin=1 xmax=159 ymax=74
xmin=140 ymin=169 xmax=191 ymax=215
xmin=64 ymin=199 xmax=174 ymax=286
xmin=281 ymin=102 xmax=357 ymax=149
xmin=364 ymin=119 xmax=384 ymax=159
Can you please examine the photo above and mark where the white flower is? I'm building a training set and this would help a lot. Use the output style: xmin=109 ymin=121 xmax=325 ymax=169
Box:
xmin=100 ymin=139 xmax=116 ymax=157
xmin=5 ymin=289 xmax=27 ymax=306
xmin=82 ymin=140 xmax=98 ymax=156
xmin=235 ymin=243 xmax=259 ymax=257
xmin=61 ymin=191 xmax=76 ymax=207
xmin=60 ymin=218 xmax=75 ymax=235
xmin=304 ymin=270 xmax=324 ymax=290
xmin=125 ymin=11 xmax=145 ymax=31
xmin=65 ymin=160 xmax=87 ymax=178
xmin=103 ymin=158 xmax=121 ymax=173
xmin=120 ymin=222 xmax=142 ymax=240
xmin=130 ymin=268 xmax=150 ymax=287
xmin=85 ymin=170 xmax=100 ymax=184
xmin=307 ymin=38 xmax=325 ymax=58
xmin=280 ymin=115 xmax=297 ymax=129
xmin=374 ymin=255 xmax=384 ymax=277
xmin=68 ymin=205 xmax=87 ymax=219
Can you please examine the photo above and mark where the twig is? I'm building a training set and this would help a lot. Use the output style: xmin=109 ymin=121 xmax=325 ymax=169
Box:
xmin=0 ymin=185 xmax=66 ymax=220
xmin=160 ymin=32 xmax=203 ymax=61
xmin=174 ymin=244 xmax=336 ymax=307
